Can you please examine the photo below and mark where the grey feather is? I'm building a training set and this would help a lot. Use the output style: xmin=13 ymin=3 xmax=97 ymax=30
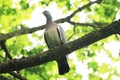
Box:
xmin=57 ymin=25 xmax=66 ymax=44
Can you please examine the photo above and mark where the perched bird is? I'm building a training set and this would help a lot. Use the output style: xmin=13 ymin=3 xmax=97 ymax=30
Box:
xmin=43 ymin=10 xmax=70 ymax=75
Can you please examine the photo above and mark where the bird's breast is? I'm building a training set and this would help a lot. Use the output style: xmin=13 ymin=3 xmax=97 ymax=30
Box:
xmin=45 ymin=27 xmax=61 ymax=48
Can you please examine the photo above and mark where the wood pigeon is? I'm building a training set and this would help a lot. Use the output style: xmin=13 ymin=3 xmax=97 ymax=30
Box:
xmin=43 ymin=10 xmax=70 ymax=75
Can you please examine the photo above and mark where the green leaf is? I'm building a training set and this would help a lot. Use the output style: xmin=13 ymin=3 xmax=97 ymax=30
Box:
xmin=20 ymin=0 xmax=29 ymax=10
xmin=88 ymin=74 xmax=102 ymax=80
xmin=88 ymin=61 xmax=98 ymax=72
xmin=99 ymin=63 xmax=111 ymax=73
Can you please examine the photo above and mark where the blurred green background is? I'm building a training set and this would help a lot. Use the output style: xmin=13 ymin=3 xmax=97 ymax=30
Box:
xmin=0 ymin=0 xmax=120 ymax=80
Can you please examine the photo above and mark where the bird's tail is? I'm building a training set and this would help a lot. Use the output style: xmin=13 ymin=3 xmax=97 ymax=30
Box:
xmin=57 ymin=56 xmax=70 ymax=75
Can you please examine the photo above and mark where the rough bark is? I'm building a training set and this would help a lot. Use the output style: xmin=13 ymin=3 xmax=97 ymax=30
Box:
xmin=0 ymin=19 xmax=119 ymax=73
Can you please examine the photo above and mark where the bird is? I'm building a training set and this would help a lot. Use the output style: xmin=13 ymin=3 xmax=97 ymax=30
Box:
xmin=43 ymin=10 xmax=70 ymax=75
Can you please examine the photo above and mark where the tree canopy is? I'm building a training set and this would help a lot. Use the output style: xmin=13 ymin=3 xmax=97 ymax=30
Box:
xmin=0 ymin=0 xmax=120 ymax=80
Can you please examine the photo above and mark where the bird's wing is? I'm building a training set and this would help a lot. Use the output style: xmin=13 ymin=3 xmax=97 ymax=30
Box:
xmin=57 ymin=25 xmax=66 ymax=44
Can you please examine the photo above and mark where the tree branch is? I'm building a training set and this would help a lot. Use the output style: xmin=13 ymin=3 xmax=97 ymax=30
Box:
xmin=66 ymin=0 xmax=100 ymax=20
xmin=0 ymin=41 xmax=27 ymax=80
xmin=55 ymin=0 xmax=101 ymax=23
xmin=9 ymin=72 xmax=27 ymax=80
xmin=0 ymin=19 xmax=119 ymax=74
xmin=0 ymin=0 xmax=100 ymax=41
xmin=0 ymin=75 xmax=9 ymax=80
xmin=0 ymin=40 xmax=12 ymax=60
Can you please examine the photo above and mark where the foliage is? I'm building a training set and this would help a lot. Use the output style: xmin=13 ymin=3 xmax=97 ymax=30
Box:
xmin=0 ymin=0 xmax=120 ymax=80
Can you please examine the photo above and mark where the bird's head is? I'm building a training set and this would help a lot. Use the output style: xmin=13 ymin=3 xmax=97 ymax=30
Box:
xmin=43 ymin=10 xmax=52 ymax=20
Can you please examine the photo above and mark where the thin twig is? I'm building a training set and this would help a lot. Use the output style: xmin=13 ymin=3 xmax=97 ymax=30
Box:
xmin=55 ymin=0 xmax=100 ymax=23
xmin=115 ymin=34 xmax=120 ymax=41
xmin=0 ymin=0 xmax=101 ymax=42
xmin=9 ymin=72 xmax=27 ymax=80
xmin=68 ymin=21 xmax=98 ymax=28
xmin=0 ymin=40 xmax=12 ymax=60
xmin=67 ymin=1 xmax=100 ymax=19
xmin=67 ymin=25 xmax=77 ymax=41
